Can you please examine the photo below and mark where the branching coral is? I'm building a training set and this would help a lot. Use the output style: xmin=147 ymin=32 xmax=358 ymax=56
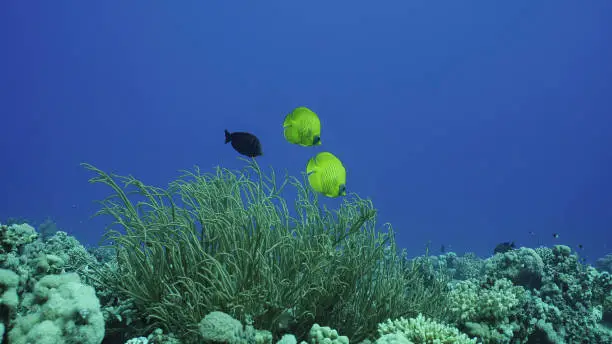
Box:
xmin=378 ymin=314 xmax=477 ymax=344
xmin=447 ymin=278 xmax=525 ymax=324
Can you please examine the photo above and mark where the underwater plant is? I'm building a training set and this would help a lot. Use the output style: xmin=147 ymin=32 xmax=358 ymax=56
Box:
xmin=82 ymin=160 xmax=448 ymax=343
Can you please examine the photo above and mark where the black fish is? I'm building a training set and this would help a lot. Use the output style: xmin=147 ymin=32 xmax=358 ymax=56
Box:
xmin=224 ymin=130 xmax=263 ymax=158
xmin=494 ymin=241 xmax=516 ymax=254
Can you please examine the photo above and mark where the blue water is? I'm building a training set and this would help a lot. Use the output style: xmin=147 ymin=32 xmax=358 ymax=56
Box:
xmin=1 ymin=1 xmax=611 ymax=261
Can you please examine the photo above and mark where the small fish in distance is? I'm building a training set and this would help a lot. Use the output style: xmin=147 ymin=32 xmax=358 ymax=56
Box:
xmin=224 ymin=129 xmax=263 ymax=158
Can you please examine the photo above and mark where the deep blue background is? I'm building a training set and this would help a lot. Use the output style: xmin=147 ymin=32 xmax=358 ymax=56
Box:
xmin=1 ymin=1 xmax=611 ymax=260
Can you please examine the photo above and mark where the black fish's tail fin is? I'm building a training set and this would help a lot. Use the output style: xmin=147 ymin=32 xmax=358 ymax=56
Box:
xmin=224 ymin=129 xmax=231 ymax=143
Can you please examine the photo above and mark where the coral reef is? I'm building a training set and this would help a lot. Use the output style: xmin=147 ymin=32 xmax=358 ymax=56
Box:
xmin=1 ymin=162 xmax=611 ymax=344
xmin=0 ymin=223 xmax=106 ymax=344
xmin=442 ymin=245 xmax=612 ymax=343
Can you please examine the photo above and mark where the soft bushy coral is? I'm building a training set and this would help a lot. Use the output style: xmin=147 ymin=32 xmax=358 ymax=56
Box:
xmin=0 ymin=224 xmax=38 ymax=262
xmin=448 ymin=278 xmax=525 ymax=324
xmin=519 ymin=245 xmax=612 ymax=342
xmin=84 ymin=162 xmax=444 ymax=343
xmin=446 ymin=278 xmax=525 ymax=343
xmin=429 ymin=252 xmax=483 ymax=281
xmin=484 ymin=247 xmax=544 ymax=289
xmin=439 ymin=245 xmax=612 ymax=343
